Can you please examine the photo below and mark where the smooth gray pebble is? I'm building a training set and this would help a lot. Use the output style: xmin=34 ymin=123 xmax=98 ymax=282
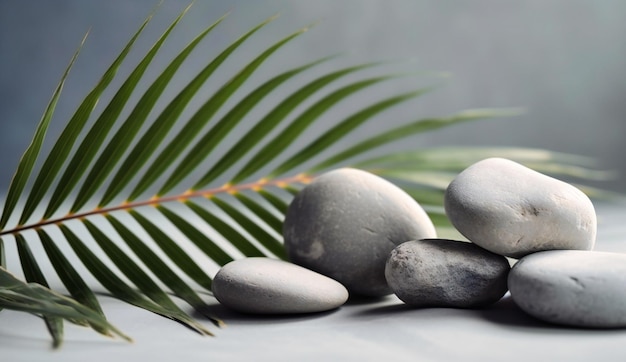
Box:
xmin=385 ymin=239 xmax=510 ymax=308
xmin=445 ymin=157 xmax=596 ymax=258
xmin=509 ymin=250 xmax=626 ymax=328
xmin=212 ymin=257 xmax=349 ymax=314
xmin=284 ymin=168 xmax=437 ymax=297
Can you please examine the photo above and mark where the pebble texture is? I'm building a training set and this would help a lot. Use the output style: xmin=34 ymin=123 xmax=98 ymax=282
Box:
xmin=283 ymin=168 xmax=437 ymax=297
xmin=212 ymin=258 xmax=349 ymax=314
xmin=444 ymin=157 xmax=596 ymax=258
xmin=385 ymin=239 xmax=510 ymax=307
xmin=509 ymin=250 xmax=626 ymax=328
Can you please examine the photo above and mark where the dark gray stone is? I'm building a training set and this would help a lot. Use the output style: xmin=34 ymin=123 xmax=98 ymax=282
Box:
xmin=283 ymin=168 xmax=437 ymax=297
xmin=444 ymin=157 xmax=597 ymax=258
xmin=509 ymin=250 xmax=626 ymax=328
xmin=385 ymin=239 xmax=510 ymax=307
xmin=212 ymin=257 xmax=349 ymax=314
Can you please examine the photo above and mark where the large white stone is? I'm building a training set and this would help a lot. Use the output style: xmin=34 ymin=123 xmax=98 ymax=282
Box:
xmin=283 ymin=168 xmax=437 ymax=297
xmin=509 ymin=250 xmax=626 ymax=328
xmin=212 ymin=258 xmax=348 ymax=314
xmin=385 ymin=239 xmax=510 ymax=307
xmin=444 ymin=158 xmax=596 ymax=258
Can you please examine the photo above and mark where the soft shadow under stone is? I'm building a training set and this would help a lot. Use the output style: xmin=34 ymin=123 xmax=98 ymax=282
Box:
xmin=192 ymin=303 xmax=340 ymax=325
xmin=348 ymin=294 xmax=609 ymax=330
xmin=345 ymin=294 xmax=391 ymax=306
xmin=477 ymin=295 xmax=555 ymax=328
xmin=479 ymin=296 xmax=626 ymax=333
xmin=196 ymin=293 xmax=626 ymax=333
xmin=350 ymin=303 xmax=416 ymax=317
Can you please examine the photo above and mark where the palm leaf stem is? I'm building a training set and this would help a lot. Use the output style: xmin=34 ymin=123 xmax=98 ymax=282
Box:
xmin=0 ymin=174 xmax=313 ymax=237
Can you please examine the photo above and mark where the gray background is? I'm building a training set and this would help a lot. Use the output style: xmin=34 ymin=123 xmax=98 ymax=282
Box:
xmin=1 ymin=0 xmax=625 ymax=193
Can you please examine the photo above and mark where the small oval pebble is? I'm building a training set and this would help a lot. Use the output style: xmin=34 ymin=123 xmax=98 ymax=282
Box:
xmin=509 ymin=250 xmax=626 ymax=328
xmin=283 ymin=168 xmax=437 ymax=297
xmin=212 ymin=258 xmax=348 ymax=314
xmin=385 ymin=239 xmax=510 ymax=307
xmin=444 ymin=158 xmax=596 ymax=258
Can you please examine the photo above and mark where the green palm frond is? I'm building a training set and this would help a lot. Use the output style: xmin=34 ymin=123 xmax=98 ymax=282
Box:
xmin=0 ymin=5 xmax=607 ymax=348
xmin=0 ymin=266 xmax=131 ymax=347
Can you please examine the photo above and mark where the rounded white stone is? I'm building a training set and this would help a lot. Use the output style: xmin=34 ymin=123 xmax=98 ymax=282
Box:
xmin=385 ymin=239 xmax=510 ymax=307
xmin=444 ymin=158 xmax=596 ymax=258
xmin=212 ymin=258 xmax=349 ymax=314
xmin=283 ymin=168 xmax=437 ymax=297
xmin=509 ymin=250 xmax=626 ymax=328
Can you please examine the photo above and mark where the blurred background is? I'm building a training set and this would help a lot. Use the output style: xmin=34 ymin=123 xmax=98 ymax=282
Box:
xmin=1 ymin=0 xmax=625 ymax=194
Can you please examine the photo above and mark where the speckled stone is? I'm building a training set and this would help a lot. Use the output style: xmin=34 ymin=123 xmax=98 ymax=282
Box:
xmin=283 ymin=168 xmax=437 ymax=297
xmin=212 ymin=258 xmax=349 ymax=314
xmin=385 ymin=239 xmax=510 ymax=307
xmin=508 ymin=250 xmax=626 ymax=328
xmin=444 ymin=157 xmax=596 ymax=258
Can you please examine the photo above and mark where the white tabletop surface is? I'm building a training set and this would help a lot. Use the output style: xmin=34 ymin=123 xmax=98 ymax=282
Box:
xmin=1 ymin=201 xmax=626 ymax=361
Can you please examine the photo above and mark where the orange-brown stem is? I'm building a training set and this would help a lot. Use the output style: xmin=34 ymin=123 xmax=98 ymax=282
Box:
xmin=0 ymin=174 xmax=313 ymax=237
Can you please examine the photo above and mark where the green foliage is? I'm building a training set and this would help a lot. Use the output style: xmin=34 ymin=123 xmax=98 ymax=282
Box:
xmin=0 ymin=5 xmax=605 ymax=348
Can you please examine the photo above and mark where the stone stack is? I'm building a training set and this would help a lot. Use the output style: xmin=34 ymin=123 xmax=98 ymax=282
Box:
xmin=212 ymin=160 xmax=623 ymax=328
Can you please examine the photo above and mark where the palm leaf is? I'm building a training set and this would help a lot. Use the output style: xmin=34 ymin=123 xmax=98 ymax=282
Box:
xmin=37 ymin=229 xmax=109 ymax=334
xmin=210 ymin=195 xmax=287 ymax=259
xmin=129 ymin=209 xmax=214 ymax=290
xmin=0 ymin=4 xmax=607 ymax=348
xmin=233 ymin=192 xmax=283 ymax=235
xmin=0 ymin=32 xmax=87 ymax=229
xmin=0 ymin=266 xmax=130 ymax=343
xmin=151 ymin=24 xmax=315 ymax=198
xmin=196 ymin=62 xmax=379 ymax=189
xmin=98 ymin=14 xmax=279 ymax=207
xmin=16 ymin=234 xmax=66 ymax=348
xmin=70 ymin=7 xmax=223 ymax=213
xmin=105 ymin=214 xmax=216 ymax=320
xmin=0 ymin=237 xmax=5 ymax=268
